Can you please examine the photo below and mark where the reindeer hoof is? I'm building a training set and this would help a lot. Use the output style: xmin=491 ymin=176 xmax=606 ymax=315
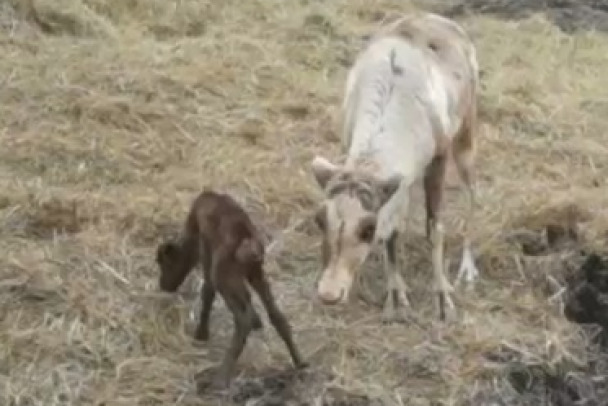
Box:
xmin=381 ymin=303 xmax=413 ymax=324
xmin=383 ymin=311 xmax=420 ymax=325
xmin=441 ymin=305 xmax=458 ymax=324
xmin=381 ymin=289 xmax=412 ymax=324
xmin=382 ymin=308 xmax=404 ymax=324
xmin=455 ymin=248 xmax=480 ymax=289
xmin=436 ymin=292 xmax=458 ymax=324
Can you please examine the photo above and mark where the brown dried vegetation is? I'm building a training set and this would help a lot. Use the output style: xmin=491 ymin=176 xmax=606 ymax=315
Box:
xmin=1 ymin=0 xmax=608 ymax=405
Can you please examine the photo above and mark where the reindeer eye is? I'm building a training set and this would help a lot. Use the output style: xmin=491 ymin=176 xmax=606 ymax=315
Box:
xmin=358 ymin=220 xmax=376 ymax=243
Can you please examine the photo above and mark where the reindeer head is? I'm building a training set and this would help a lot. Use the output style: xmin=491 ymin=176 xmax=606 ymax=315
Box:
xmin=310 ymin=156 xmax=402 ymax=305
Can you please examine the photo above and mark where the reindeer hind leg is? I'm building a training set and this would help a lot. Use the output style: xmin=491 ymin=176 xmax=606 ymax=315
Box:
xmin=424 ymin=154 xmax=456 ymax=321
xmin=452 ymin=111 xmax=481 ymax=289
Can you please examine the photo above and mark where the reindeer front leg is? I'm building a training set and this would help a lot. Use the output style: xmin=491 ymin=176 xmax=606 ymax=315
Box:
xmin=425 ymin=155 xmax=456 ymax=321
xmin=381 ymin=230 xmax=412 ymax=323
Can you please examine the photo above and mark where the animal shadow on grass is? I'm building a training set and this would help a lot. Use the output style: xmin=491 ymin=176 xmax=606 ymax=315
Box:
xmin=155 ymin=189 xmax=307 ymax=392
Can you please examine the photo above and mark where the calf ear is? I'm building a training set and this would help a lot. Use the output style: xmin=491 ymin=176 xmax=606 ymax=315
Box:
xmin=311 ymin=156 xmax=339 ymax=190
xmin=378 ymin=174 xmax=403 ymax=206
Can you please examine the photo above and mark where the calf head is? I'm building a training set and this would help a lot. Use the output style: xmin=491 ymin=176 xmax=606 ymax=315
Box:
xmin=156 ymin=239 xmax=198 ymax=292
xmin=310 ymin=156 xmax=402 ymax=305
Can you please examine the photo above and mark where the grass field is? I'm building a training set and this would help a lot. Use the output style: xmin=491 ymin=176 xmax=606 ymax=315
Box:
xmin=2 ymin=0 xmax=608 ymax=405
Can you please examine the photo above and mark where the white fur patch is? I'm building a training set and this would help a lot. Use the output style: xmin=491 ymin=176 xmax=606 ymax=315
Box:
xmin=426 ymin=63 xmax=451 ymax=137
xmin=337 ymin=13 xmax=477 ymax=242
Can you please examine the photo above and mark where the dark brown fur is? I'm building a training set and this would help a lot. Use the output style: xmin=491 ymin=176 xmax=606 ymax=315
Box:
xmin=156 ymin=189 xmax=307 ymax=389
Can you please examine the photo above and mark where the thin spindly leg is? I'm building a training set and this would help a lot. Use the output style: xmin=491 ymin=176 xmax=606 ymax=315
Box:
xmin=213 ymin=288 xmax=253 ymax=390
xmin=381 ymin=231 xmax=412 ymax=323
xmin=452 ymin=122 xmax=481 ymax=289
xmin=194 ymin=241 xmax=217 ymax=341
xmin=194 ymin=281 xmax=216 ymax=341
xmin=425 ymin=155 xmax=456 ymax=321
xmin=430 ymin=220 xmax=455 ymax=321
xmin=248 ymin=270 xmax=307 ymax=368
xmin=454 ymin=181 xmax=479 ymax=288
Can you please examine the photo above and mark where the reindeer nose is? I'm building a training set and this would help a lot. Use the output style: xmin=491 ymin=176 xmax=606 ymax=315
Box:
xmin=318 ymin=288 xmax=345 ymax=305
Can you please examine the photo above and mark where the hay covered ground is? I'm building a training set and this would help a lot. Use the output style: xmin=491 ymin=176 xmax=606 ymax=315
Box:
xmin=1 ymin=0 xmax=608 ymax=405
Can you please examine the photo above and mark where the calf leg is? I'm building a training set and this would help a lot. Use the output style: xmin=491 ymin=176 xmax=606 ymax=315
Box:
xmin=452 ymin=115 xmax=480 ymax=288
xmin=381 ymin=230 xmax=412 ymax=324
xmin=213 ymin=280 xmax=255 ymax=389
xmin=195 ymin=241 xmax=217 ymax=341
xmin=246 ymin=301 xmax=263 ymax=331
xmin=248 ymin=270 xmax=307 ymax=369
xmin=424 ymin=155 xmax=455 ymax=321
xmin=194 ymin=281 xmax=216 ymax=341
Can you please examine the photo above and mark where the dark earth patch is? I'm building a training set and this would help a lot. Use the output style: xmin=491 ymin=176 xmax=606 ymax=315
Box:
xmin=195 ymin=366 xmax=384 ymax=405
xmin=564 ymin=252 xmax=608 ymax=344
xmin=429 ymin=0 xmax=608 ymax=33
xmin=474 ymin=249 xmax=608 ymax=405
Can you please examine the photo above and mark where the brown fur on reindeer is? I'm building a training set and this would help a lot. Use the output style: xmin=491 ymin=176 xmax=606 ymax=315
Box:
xmin=155 ymin=189 xmax=307 ymax=389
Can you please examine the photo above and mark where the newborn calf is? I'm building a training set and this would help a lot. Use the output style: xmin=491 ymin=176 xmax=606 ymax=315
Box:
xmin=156 ymin=189 xmax=307 ymax=389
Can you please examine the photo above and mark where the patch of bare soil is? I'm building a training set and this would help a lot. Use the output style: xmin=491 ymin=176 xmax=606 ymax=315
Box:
xmin=196 ymin=367 xmax=383 ymax=405
xmin=438 ymin=0 xmax=608 ymax=33
xmin=564 ymin=253 xmax=608 ymax=344
xmin=497 ymin=250 xmax=608 ymax=406
xmin=472 ymin=225 xmax=608 ymax=405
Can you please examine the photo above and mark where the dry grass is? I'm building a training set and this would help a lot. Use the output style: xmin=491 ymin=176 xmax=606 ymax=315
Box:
xmin=1 ymin=0 xmax=608 ymax=405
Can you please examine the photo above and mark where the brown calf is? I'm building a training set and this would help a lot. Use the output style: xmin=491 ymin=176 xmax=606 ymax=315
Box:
xmin=156 ymin=189 xmax=307 ymax=389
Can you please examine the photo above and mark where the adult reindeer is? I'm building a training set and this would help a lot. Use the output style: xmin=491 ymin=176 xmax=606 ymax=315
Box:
xmin=310 ymin=12 xmax=480 ymax=323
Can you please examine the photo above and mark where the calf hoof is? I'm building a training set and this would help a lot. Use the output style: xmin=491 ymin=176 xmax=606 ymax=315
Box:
xmin=195 ymin=369 xmax=230 ymax=394
xmin=194 ymin=327 xmax=210 ymax=341
xmin=295 ymin=360 xmax=309 ymax=370
xmin=211 ymin=376 xmax=230 ymax=392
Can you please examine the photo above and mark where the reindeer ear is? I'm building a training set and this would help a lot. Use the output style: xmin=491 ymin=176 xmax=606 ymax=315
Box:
xmin=377 ymin=174 xmax=403 ymax=206
xmin=311 ymin=156 xmax=339 ymax=190
xmin=156 ymin=241 xmax=179 ymax=264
